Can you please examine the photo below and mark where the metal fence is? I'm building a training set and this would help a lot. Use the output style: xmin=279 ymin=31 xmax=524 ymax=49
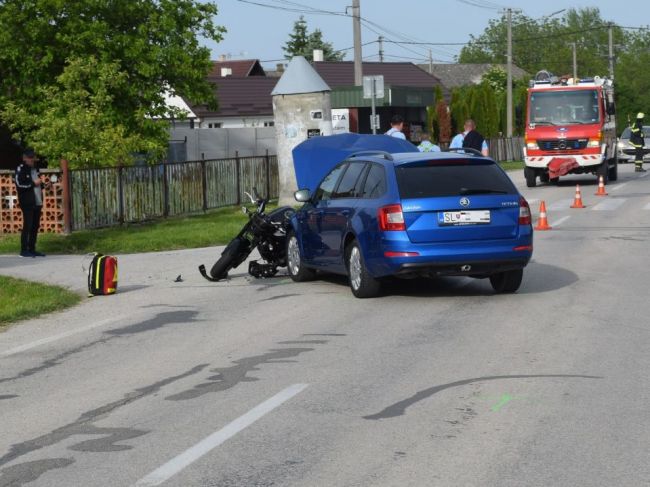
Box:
xmin=70 ymin=154 xmax=279 ymax=230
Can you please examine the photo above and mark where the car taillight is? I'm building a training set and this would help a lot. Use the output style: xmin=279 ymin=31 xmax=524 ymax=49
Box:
xmin=379 ymin=204 xmax=405 ymax=231
xmin=384 ymin=251 xmax=419 ymax=257
xmin=519 ymin=197 xmax=531 ymax=225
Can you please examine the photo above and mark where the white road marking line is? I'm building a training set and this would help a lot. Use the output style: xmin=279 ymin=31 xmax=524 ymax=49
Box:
xmin=610 ymin=182 xmax=628 ymax=191
xmin=527 ymin=198 xmax=540 ymax=206
xmin=640 ymin=172 xmax=650 ymax=178
xmin=644 ymin=202 xmax=650 ymax=210
xmin=134 ymin=383 xmax=309 ymax=487
xmin=592 ymin=198 xmax=627 ymax=211
xmin=548 ymin=199 xmax=574 ymax=212
xmin=549 ymin=216 xmax=571 ymax=227
xmin=0 ymin=317 xmax=120 ymax=358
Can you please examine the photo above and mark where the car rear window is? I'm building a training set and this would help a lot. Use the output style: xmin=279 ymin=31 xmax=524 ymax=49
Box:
xmin=395 ymin=161 xmax=517 ymax=198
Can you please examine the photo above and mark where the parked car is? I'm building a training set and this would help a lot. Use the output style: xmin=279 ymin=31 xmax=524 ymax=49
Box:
xmin=618 ymin=125 xmax=650 ymax=163
xmin=286 ymin=150 xmax=533 ymax=298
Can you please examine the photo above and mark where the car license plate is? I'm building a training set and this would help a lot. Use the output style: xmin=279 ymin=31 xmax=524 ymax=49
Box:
xmin=438 ymin=210 xmax=491 ymax=226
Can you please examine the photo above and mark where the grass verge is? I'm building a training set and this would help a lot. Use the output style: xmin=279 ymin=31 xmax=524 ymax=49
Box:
xmin=0 ymin=276 xmax=81 ymax=327
xmin=0 ymin=205 xmax=254 ymax=255
xmin=499 ymin=161 xmax=524 ymax=171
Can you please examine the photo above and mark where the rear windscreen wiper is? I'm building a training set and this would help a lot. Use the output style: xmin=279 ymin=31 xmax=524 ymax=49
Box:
xmin=459 ymin=188 xmax=509 ymax=195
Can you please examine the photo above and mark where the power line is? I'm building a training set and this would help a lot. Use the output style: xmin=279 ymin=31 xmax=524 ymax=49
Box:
xmin=456 ymin=0 xmax=507 ymax=11
xmin=238 ymin=1 xmax=650 ymax=60
xmin=236 ymin=0 xmax=346 ymax=16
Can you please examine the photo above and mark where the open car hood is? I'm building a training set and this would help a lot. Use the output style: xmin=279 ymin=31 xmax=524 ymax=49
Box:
xmin=292 ymin=133 xmax=418 ymax=192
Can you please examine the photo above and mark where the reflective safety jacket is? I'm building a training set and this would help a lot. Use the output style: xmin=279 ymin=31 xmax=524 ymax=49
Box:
xmin=630 ymin=121 xmax=645 ymax=148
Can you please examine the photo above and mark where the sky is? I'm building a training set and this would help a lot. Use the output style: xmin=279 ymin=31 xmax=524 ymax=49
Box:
xmin=205 ymin=0 xmax=650 ymax=69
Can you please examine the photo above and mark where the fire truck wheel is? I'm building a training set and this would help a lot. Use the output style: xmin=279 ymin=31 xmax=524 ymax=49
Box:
xmin=524 ymin=167 xmax=537 ymax=188
xmin=540 ymin=172 xmax=550 ymax=183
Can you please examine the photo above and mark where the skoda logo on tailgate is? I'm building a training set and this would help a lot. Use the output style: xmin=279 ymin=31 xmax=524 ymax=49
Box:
xmin=459 ymin=197 xmax=470 ymax=207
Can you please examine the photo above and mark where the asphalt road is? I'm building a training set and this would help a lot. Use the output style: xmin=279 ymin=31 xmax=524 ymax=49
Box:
xmin=1 ymin=164 xmax=650 ymax=487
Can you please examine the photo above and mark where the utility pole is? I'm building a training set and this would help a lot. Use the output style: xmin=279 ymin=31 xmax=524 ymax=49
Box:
xmin=352 ymin=0 xmax=362 ymax=86
xmin=608 ymin=23 xmax=615 ymax=79
xmin=428 ymin=49 xmax=433 ymax=74
xmin=506 ymin=8 xmax=513 ymax=138
xmin=378 ymin=35 xmax=384 ymax=63
xmin=572 ymin=42 xmax=577 ymax=82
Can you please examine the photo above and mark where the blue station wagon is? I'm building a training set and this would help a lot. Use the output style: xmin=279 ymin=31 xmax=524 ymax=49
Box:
xmin=286 ymin=150 xmax=533 ymax=298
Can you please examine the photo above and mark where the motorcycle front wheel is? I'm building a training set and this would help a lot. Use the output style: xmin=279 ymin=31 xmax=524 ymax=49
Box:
xmin=210 ymin=237 xmax=248 ymax=280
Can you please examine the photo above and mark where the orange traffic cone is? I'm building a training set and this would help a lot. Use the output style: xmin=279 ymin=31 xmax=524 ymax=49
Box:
xmin=534 ymin=201 xmax=552 ymax=230
xmin=571 ymin=184 xmax=586 ymax=208
xmin=595 ymin=175 xmax=608 ymax=196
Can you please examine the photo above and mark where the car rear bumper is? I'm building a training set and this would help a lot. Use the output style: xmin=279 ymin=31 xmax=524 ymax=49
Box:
xmin=395 ymin=258 xmax=529 ymax=277
xmin=366 ymin=234 xmax=533 ymax=278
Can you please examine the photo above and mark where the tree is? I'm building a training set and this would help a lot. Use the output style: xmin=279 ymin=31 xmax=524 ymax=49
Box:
xmin=3 ymin=57 xmax=164 ymax=167
xmin=283 ymin=16 xmax=310 ymax=60
xmin=459 ymin=8 xmax=621 ymax=77
xmin=436 ymin=100 xmax=452 ymax=143
xmin=457 ymin=7 xmax=650 ymax=134
xmin=0 ymin=0 xmax=225 ymax=168
xmin=481 ymin=66 xmax=507 ymax=94
xmin=307 ymin=29 xmax=346 ymax=62
xmin=283 ymin=16 xmax=345 ymax=61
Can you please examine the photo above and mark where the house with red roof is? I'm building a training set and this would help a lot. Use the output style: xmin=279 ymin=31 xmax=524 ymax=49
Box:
xmin=176 ymin=59 xmax=445 ymax=139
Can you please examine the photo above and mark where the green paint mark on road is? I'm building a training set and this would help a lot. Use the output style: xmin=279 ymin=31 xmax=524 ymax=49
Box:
xmin=491 ymin=394 xmax=514 ymax=412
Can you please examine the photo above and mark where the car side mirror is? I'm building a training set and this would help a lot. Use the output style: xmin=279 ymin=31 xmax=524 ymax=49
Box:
xmin=294 ymin=189 xmax=311 ymax=202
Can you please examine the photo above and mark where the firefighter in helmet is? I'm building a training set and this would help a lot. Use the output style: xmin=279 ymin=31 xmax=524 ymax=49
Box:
xmin=630 ymin=112 xmax=646 ymax=172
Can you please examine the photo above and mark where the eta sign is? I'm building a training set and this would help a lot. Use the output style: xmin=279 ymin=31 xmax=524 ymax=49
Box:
xmin=332 ymin=108 xmax=350 ymax=134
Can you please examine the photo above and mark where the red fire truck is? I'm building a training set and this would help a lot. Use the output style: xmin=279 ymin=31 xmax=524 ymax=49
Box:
xmin=523 ymin=70 xmax=617 ymax=187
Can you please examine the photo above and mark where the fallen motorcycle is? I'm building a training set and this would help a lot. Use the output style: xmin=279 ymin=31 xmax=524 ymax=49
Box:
xmin=199 ymin=188 xmax=295 ymax=281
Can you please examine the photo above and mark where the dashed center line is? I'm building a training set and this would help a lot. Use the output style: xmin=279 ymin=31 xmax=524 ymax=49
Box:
xmin=134 ymin=383 xmax=309 ymax=486
xmin=550 ymin=216 xmax=571 ymax=227
xmin=592 ymin=198 xmax=627 ymax=211
xmin=610 ymin=182 xmax=628 ymax=192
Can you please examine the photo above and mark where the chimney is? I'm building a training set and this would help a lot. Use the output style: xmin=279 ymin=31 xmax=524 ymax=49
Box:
xmin=218 ymin=54 xmax=227 ymax=62
xmin=276 ymin=63 xmax=285 ymax=73
xmin=220 ymin=67 xmax=232 ymax=77
xmin=313 ymin=49 xmax=324 ymax=62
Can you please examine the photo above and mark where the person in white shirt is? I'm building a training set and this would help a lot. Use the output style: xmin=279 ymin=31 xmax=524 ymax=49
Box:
xmin=385 ymin=115 xmax=406 ymax=140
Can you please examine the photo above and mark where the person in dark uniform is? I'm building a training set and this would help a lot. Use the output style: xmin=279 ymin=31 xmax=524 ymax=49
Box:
xmin=630 ymin=112 xmax=646 ymax=173
xmin=14 ymin=149 xmax=46 ymax=257
xmin=449 ymin=119 xmax=489 ymax=156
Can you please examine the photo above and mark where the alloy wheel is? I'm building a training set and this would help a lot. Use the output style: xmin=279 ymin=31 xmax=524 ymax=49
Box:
xmin=287 ymin=236 xmax=301 ymax=276
xmin=349 ymin=246 xmax=362 ymax=290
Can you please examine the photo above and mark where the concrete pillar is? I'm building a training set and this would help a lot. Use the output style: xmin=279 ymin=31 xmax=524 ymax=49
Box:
xmin=272 ymin=56 xmax=332 ymax=205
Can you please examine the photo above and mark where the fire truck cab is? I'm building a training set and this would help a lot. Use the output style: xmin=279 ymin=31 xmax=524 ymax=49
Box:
xmin=524 ymin=70 xmax=617 ymax=187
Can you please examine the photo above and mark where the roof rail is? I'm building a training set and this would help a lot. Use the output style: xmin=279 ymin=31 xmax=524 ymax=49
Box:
xmin=348 ymin=150 xmax=394 ymax=161
xmin=445 ymin=147 xmax=483 ymax=157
